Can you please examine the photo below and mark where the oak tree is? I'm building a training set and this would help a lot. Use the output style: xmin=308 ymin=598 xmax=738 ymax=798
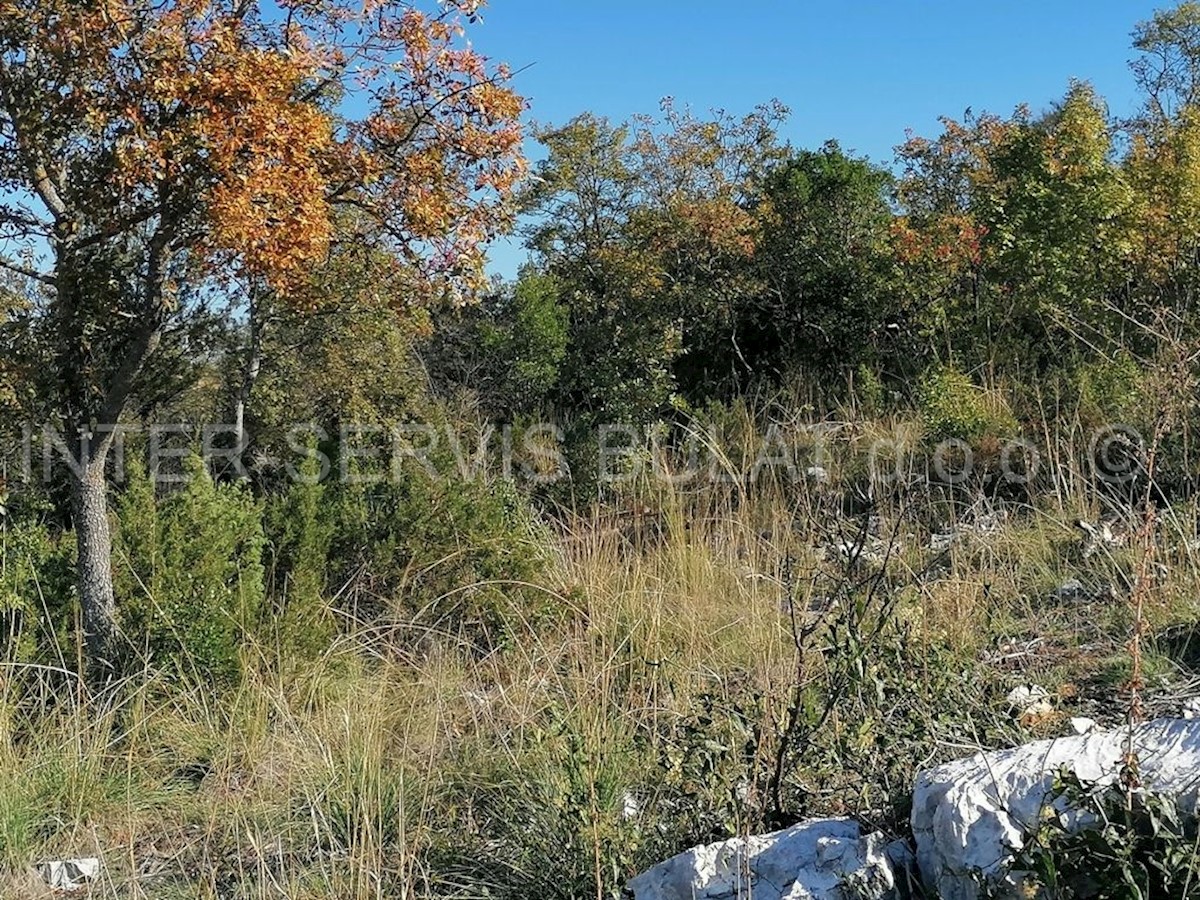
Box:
xmin=0 ymin=0 xmax=524 ymax=672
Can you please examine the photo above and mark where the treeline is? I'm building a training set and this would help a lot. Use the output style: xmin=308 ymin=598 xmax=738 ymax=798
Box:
xmin=4 ymin=2 xmax=1200 ymax=685
xmin=439 ymin=10 xmax=1200 ymax=435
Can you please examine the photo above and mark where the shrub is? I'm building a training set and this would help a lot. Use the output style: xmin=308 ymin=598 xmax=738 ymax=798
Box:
xmin=330 ymin=439 xmax=554 ymax=650
xmin=479 ymin=271 xmax=569 ymax=416
xmin=264 ymin=452 xmax=336 ymax=662
xmin=918 ymin=364 xmax=1017 ymax=444
xmin=0 ymin=515 xmax=75 ymax=664
xmin=1075 ymin=353 xmax=1144 ymax=426
xmin=1002 ymin=769 xmax=1200 ymax=899
xmin=114 ymin=456 xmax=266 ymax=685
xmin=854 ymin=364 xmax=887 ymax=418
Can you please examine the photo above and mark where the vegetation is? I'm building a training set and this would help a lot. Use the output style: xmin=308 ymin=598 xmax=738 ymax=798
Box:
xmin=1003 ymin=770 xmax=1200 ymax=899
xmin=2 ymin=1 xmax=1200 ymax=897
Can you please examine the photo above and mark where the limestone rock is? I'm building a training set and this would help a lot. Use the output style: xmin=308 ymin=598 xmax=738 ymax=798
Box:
xmin=912 ymin=718 xmax=1200 ymax=899
xmin=627 ymin=818 xmax=908 ymax=900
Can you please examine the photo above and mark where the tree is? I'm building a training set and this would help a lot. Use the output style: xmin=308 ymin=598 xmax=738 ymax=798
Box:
xmin=1132 ymin=2 xmax=1200 ymax=126
xmin=0 ymin=0 xmax=524 ymax=672
xmin=0 ymin=276 xmax=32 ymax=423
xmin=894 ymin=109 xmax=1010 ymax=366
xmin=745 ymin=141 xmax=902 ymax=383
xmin=1126 ymin=3 xmax=1200 ymax=315
xmin=522 ymin=113 xmax=680 ymax=426
xmin=426 ymin=269 xmax=568 ymax=418
xmin=522 ymin=103 xmax=786 ymax=420
xmin=895 ymin=85 xmax=1131 ymax=370
xmin=629 ymin=100 xmax=785 ymax=401
xmin=978 ymin=83 xmax=1132 ymax=360
xmin=229 ymin=232 xmax=434 ymax=482
xmin=246 ymin=246 xmax=431 ymax=473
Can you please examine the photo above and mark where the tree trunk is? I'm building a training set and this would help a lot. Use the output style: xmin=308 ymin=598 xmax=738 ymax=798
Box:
xmin=231 ymin=287 xmax=265 ymax=475
xmin=71 ymin=456 xmax=119 ymax=676
xmin=63 ymin=314 xmax=163 ymax=676
xmin=232 ymin=323 xmax=263 ymax=464
xmin=48 ymin=210 xmax=171 ymax=678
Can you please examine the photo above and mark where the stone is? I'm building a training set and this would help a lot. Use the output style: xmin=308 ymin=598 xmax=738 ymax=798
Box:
xmin=821 ymin=536 xmax=889 ymax=568
xmin=627 ymin=818 xmax=908 ymax=900
xmin=911 ymin=718 xmax=1200 ymax=900
xmin=1075 ymin=519 xmax=1124 ymax=560
xmin=621 ymin=790 xmax=640 ymax=820
xmin=1004 ymin=684 xmax=1051 ymax=723
xmin=1051 ymin=578 xmax=1086 ymax=602
xmin=39 ymin=858 xmax=101 ymax=893
xmin=929 ymin=530 xmax=957 ymax=552
xmin=1068 ymin=716 xmax=1098 ymax=735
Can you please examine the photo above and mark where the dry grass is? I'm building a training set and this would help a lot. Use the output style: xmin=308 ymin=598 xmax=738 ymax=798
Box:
xmin=3 ymin=407 xmax=1200 ymax=898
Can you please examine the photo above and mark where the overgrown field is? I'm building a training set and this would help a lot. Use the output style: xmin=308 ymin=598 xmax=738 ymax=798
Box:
xmin=7 ymin=2 xmax=1200 ymax=896
xmin=4 ymin=391 xmax=1200 ymax=899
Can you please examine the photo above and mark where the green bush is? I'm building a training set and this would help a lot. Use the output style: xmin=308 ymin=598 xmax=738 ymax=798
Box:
xmin=427 ymin=270 xmax=569 ymax=419
xmin=854 ymin=364 xmax=888 ymax=418
xmin=918 ymin=364 xmax=1017 ymax=444
xmin=0 ymin=516 xmax=74 ymax=663
xmin=1003 ymin=769 xmax=1200 ymax=899
xmin=264 ymin=452 xmax=336 ymax=662
xmin=480 ymin=271 xmax=569 ymax=415
xmin=330 ymin=438 xmax=554 ymax=650
xmin=1074 ymin=353 xmax=1144 ymax=426
xmin=114 ymin=456 xmax=266 ymax=685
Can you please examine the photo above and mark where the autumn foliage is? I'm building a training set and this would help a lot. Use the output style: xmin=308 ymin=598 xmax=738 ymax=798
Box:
xmin=0 ymin=0 xmax=524 ymax=295
xmin=0 ymin=0 xmax=524 ymax=670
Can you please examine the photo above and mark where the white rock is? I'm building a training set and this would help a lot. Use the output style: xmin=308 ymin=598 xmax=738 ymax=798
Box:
xmin=929 ymin=530 xmax=958 ymax=552
xmin=805 ymin=465 xmax=831 ymax=483
xmin=1183 ymin=697 xmax=1200 ymax=719
xmin=1004 ymin=684 xmax=1049 ymax=716
xmin=1069 ymin=716 xmax=1098 ymax=735
xmin=969 ymin=512 xmax=1004 ymax=535
xmin=627 ymin=818 xmax=907 ymax=900
xmin=1076 ymin=519 xmax=1123 ymax=559
xmin=1051 ymin=578 xmax=1085 ymax=601
xmin=912 ymin=718 xmax=1200 ymax=900
xmin=39 ymin=858 xmax=101 ymax=892
xmin=823 ymin=536 xmax=889 ymax=568
xmin=621 ymin=790 xmax=640 ymax=820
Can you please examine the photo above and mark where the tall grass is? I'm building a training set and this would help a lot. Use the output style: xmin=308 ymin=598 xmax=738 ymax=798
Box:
xmin=3 ymin=392 xmax=1200 ymax=898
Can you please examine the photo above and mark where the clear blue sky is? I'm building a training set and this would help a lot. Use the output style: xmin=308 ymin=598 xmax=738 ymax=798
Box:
xmin=475 ymin=0 xmax=1164 ymax=278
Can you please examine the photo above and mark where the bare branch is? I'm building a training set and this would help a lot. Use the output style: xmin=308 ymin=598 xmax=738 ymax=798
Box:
xmin=0 ymin=202 xmax=53 ymax=236
xmin=0 ymin=256 xmax=55 ymax=286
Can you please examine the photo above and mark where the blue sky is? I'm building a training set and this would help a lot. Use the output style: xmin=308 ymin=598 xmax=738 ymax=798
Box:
xmin=474 ymin=1 xmax=1164 ymax=277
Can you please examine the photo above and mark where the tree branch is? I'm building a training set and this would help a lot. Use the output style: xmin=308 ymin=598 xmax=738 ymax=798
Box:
xmin=96 ymin=196 xmax=176 ymax=430
xmin=0 ymin=58 xmax=69 ymax=224
xmin=0 ymin=203 xmax=53 ymax=236
xmin=73 ymin=204 xmax=166 ymax=251
xmin=0 ymin=256 xmax=55 ymax=287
